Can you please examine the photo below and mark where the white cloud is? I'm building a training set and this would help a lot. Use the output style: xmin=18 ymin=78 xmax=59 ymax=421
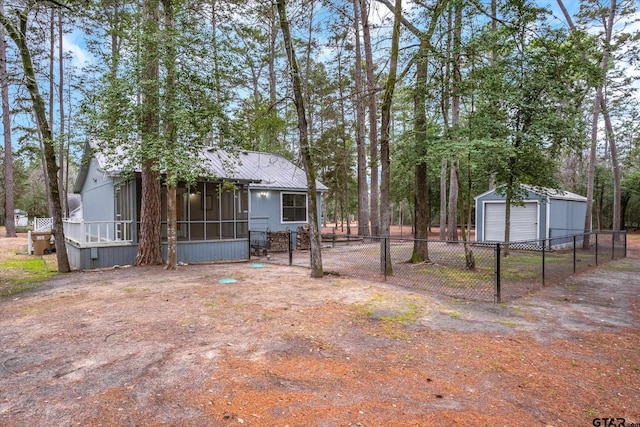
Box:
xmin=62 ymin=31 xmax=92 ymax=68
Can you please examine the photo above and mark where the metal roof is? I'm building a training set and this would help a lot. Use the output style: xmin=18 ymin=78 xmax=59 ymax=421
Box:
xmin=474 ymin=184 xmax=587 ymax=202
xmin=201 ymin=149 xmax=328 ymax=191
xmin=78 ymin=140 xmax=327 ymax=192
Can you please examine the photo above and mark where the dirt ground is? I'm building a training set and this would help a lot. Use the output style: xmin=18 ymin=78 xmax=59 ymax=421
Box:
xmin=1 ymin=231 xmax=639 ymax=426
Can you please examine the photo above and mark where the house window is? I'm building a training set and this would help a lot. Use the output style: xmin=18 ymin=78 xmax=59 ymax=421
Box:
xmin=282 ymin=193 xmax=307 ymax=223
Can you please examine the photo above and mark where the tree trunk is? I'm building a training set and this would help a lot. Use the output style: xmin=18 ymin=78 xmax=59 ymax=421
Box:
xmin=411 ymin=39 xmax=429 ymax=262
xmin=455 ymin=154 xmax=475 ymax=269
xmin=439 ymin=158 xmax=447 ymax=239
xmin=268 ymin=4 xmax=279 ymax=149
xmin=446 ymin=0 xmax=462 ymax=243
xmin=162 ymin=0 xmax=177 ymax=269
xmin=601 ymin=99 xmax=621 ymax=237
xmin=360 ymin=0 xmax=379 ymax=237
xmin=379 ymin=0 xmax=402 ymax=276
xmin=0 ymin=9 xmax=70 ymax=272
xmin=446 ymin=162 xmax=458 ymax=241
xmin=0 ymin=0 xmax=15 ymax=237
xmin=135 ymin=0 xmax=164 ymax=266
xmin=276 ymin=0 xmax=323 ymax=278
xmin=58 ymin=11 xmax=66 ymax=217
xmin=353 ymin=0 xmax=369 ymax=237
xmin=166 ymin=184 xmax=177 ymax=269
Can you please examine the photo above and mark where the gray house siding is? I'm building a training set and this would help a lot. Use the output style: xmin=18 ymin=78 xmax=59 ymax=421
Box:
xmin=249 ymin=189 xmax=323 ymax=232
xmin=162 ymin=240 xmax=248 ymax=263
xmin=81 ymin=158 xmax=116 ymax=223
xmin=65 ymin=240 xmax=249 ymax=270
xmin=65 ymin=243 xmax=139 ymax=270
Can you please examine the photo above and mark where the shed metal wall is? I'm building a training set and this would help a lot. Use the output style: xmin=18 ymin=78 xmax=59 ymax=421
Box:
xmin=548 ymin=198 xmax=588 ymax=237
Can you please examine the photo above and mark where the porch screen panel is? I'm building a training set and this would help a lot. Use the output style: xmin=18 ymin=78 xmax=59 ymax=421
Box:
xmin=190 ymin=223 xmax=204 ymax=240
xmin=206 ymin=182 xmax=220 ymax=220
xmin=206 ymin=223 xmax=220 ymax=240
xmin=190 ymin=183 xmax=205 ymax=221
xmin=221 ymin=190 xmax=234 ymax=220
xmin=237 ymin=188 xmax=248 ymax=220
xmin=221 ymin=222 xmax=235 ymax=239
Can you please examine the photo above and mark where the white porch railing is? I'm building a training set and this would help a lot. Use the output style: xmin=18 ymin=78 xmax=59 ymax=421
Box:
xmin=34 ymin=217 xmax=54 ymax=231
xmin=63 ymin=219 xmax=134 ymax=248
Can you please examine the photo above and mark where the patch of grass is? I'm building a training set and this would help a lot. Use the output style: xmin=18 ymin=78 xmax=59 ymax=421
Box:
xmin=378 ymin=302 xmax=419 ymax=326
xmin=447 ymin=311 xmax=461 ymax=319
xmin=497 ymin=319 xmax=516 ymax=327
xmin=605 ymin=261 xmax=637 ymax=272
xmin=0 ymin=256 xmax=58 ymax=297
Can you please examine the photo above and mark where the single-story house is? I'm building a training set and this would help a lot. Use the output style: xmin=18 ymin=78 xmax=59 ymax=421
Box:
xmin=474 ymin=185 xmax=588 ymax=243
xmin=64 ymin=142 xmax=328 ymax=269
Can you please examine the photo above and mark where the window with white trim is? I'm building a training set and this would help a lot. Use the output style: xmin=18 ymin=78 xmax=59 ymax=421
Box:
xmin=281 ymin=193 xmax=307 ymax=222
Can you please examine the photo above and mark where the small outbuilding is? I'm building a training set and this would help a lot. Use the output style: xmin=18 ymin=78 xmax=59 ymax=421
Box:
xmin=474 ymin=185 xmax=588 ymax=243
xmin=14 ymin=210 xmax=28 ymax=227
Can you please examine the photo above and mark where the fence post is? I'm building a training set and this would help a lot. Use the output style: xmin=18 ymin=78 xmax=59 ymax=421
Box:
xmin=495 ymin=243 xmax=501 ymax=303
xmin=384 ymin=237 xmax=388 ymax=282
xmin=573 ymin=235 xmax=576 ymax=273
xmin=248 ymin=230 xmax=251 ymax=260
xmin=288 ymin=229 xmax=293 ymax=266
xmin=624 ymin=231 xmax=627 ymax=258
xmin=612 ymin=232 xmax=615 ymax=261
xmin=542 ymin=241 xmax=546 ymax=287
xmin=595 ymin=233 xmax=599 ymax=266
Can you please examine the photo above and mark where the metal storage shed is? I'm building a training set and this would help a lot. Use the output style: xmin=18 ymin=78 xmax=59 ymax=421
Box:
xmin=474 ymin=185 xmax=588 ymax=243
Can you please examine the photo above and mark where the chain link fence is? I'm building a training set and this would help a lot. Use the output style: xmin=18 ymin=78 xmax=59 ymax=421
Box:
xmin=249 ymin=229 xmax=627 ymax=303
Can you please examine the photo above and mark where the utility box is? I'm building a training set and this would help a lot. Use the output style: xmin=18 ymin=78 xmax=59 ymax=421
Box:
xmin=31 ymin=232 xmax=53 ymax=256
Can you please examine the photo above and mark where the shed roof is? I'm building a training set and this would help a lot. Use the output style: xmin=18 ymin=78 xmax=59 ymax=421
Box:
xmin=75 ymin=141 xmax=328 ymax=192
xmin=474 ymin=184 xmax=587 ymax=202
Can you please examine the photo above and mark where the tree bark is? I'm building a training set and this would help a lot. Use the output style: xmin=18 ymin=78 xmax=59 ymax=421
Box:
xmin=446 ymin=0 xmax=461 ymax=242
xmin=0 ymin=8 xmax=70 ymax=272
xmin=601 ymin=99 xmax=621 ymax=235
xmin=379 ymin=0 xmax=402 ymax=276
xmin=439 ymin=158 xmax=447 ymax=239
xmin=446 ymin=162 xmax=458 ymax=241
xmin=411 ymin=39 xmax=429 ymax=262
xmin=353 ymin=0 xmax=369 ymax=237
xmin=162 ymin=0 xmax=177 ymax=269
xmin=0 ymin=0 xmax=15 ymax=237
xmin=135 ymin=0 xmax=164 ymax=266
xmin=276 ymin=0 xmax=323 ymax=278
xmin=58 ymin=11 xmax=66 ymax=217
xmin=360 ymin=0 xmax=379 ymax=236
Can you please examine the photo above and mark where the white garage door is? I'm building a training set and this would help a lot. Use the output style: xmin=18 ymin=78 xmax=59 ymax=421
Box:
xmin=484 ymin=202 xmax=538 ymax=242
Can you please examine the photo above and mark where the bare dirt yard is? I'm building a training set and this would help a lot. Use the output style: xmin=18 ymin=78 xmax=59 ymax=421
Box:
xmin=1 ymin=231 xmax=639 ymax=426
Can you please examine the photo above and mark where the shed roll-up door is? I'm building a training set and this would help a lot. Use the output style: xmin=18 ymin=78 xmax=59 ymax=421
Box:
xmin=484 ymin=202 xmax=538 ymax=242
